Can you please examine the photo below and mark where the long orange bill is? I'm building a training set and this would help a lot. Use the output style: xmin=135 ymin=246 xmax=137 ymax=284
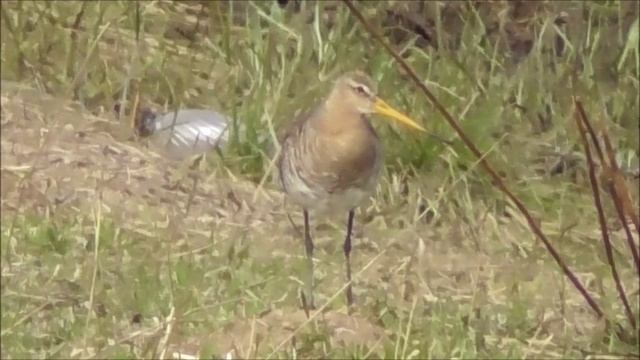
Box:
xmin=374 ymin=97 xmax=426 ymax=132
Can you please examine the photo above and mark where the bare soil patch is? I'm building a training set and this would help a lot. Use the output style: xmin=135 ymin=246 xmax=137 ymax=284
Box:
xmin=1 ymin=80 xmax=285 ymax=240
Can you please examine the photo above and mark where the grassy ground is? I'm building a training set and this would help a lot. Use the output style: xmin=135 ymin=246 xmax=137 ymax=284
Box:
xmin=1 ymin=1 xmax=639 ymax=358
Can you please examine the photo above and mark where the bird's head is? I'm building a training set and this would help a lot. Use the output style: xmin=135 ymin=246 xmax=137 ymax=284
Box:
xmin=328 ymin=71 xmax=425 ymax=132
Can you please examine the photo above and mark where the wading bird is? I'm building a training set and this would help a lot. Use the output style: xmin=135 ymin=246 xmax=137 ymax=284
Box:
xmin=277 ymin=71 xmax=425 ymax=309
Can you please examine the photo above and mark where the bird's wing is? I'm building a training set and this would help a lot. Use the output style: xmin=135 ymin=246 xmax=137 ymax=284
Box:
xmin=276 ymin=106 xmax=316 ymax=146
xmin=270 ymin=103 xmax=328 ymax=194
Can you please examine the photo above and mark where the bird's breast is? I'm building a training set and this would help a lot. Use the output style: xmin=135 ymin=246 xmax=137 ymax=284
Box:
xmin=279 ymin=117 xmax=383 ymax=213
xmin=318 ymin=124 xmax=382 ymax=191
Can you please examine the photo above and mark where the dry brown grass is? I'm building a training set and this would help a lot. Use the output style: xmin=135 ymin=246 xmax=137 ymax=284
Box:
xmin=1 ymin=1 xmax=638 ymax=358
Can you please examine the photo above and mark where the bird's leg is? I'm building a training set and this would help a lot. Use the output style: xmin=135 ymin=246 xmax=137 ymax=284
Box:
xmin=344 ymin=209 xmax=355 ymax=308
xmin=303 ymin=210 xmax=316 ymax=309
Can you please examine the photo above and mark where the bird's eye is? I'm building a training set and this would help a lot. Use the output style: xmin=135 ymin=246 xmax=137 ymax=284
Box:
xmin=354 ymin=85 xmax=368 ymax=96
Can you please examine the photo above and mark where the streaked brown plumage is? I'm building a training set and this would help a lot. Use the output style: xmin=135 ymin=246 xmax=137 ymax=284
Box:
xmin=277 ymin=71 xmax=425 ymax=309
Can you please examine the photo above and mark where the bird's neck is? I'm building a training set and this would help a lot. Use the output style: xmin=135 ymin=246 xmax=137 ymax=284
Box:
xmin=307 ymin=101 xmax=379 ymax=169
xmin=311 ymin=99 xmax=370 ymax=136
xmin=305 ymin=100 xmax=380 ymax=183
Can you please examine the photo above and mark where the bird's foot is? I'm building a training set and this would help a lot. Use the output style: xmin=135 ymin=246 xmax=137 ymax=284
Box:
xmin=300 ymin=289 xmax=316 ymax=317
xmin=346 ymin=287 xmax=354 ymax=315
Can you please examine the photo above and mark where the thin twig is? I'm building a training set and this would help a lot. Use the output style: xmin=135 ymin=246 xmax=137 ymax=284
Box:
xmin=574 ymin=98 xmax=636 ymax=330
xmin=83 ymin=188 xmax=103 ymax=351
xmin=246 ymin=316 xmax=257 ymax=359
xmin=577 ymin=102 xmax=639 ymax=236
xmin=68 ymin=22 xmax=111 ymax=96
xmin=575 ymin=101 xmax=606 ymax=162
xmin=157 ymin=305 xmax=176 ymax=359
xmin=400 ymin=296 xmax=418 ymax=359
xmin=600 ymin=137 xmax=640 ymax=276
xmin=1 ymin=301 xmax=53 ymax=337
xmin=601 ymin=126 xmax=640 ymax=236
xmin=343 ymin=0 xmax=603 ymax=319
